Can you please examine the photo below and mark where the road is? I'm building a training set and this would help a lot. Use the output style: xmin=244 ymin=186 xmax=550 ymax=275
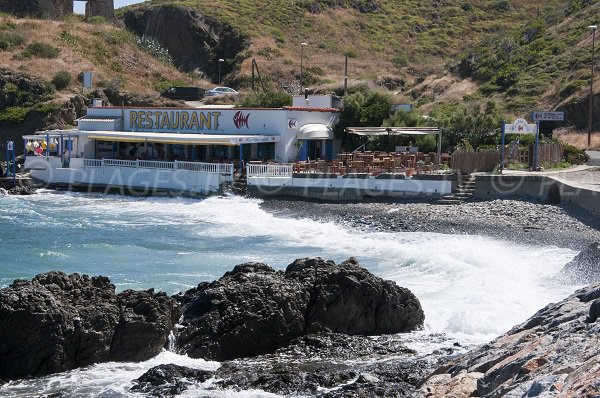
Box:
xmin=586 ymin=150 xmax=600 ymax=166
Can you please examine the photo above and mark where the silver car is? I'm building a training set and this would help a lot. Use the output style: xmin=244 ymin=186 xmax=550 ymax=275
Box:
xmin=206 ymin=87 xmax=238 ymax=96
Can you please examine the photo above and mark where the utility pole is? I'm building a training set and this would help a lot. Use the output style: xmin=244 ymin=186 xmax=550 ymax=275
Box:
xmin=344 ymin=54 xmax=348 ymax=96
xmin=588 ymin=26 xmax=597 ymax=148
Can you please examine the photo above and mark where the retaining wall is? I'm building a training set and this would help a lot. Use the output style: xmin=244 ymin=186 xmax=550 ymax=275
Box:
xmin=475 ymin=175 xmax=600 ymax=214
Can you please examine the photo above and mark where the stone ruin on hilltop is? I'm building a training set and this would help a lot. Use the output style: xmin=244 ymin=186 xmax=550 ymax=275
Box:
xmin=0 ymin=0 xmax=114 ymax=21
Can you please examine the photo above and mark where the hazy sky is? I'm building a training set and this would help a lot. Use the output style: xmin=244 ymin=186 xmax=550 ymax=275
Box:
xmin=74 ymin=0 xmax=148 ymax=14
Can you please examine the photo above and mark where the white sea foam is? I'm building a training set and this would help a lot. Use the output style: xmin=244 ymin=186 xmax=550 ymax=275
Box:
xmin=0 ymin=351 xmax=219 ymax=397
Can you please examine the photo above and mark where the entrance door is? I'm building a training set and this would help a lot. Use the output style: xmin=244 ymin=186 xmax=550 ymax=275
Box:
xmin=308 ymin=140 xmax=322 ymax=160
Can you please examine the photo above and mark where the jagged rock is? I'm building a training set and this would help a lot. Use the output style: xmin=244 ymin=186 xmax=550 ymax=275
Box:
xmin=420 ymin=283 xmax=600 ymax=398
xmin=174 ymin=257 xmax=424 ymax=361
xmin=0 ymin=68 xmax=50 ymax=110
xmin=557 ymin=242 xmax=600 ymax=284
xmin=123 ymin=5 xmax=249 ymax=78
xmin=0 ymin=271 xmax=180 ymax=380
xmin=133 ymin=333 xmax=434 ymax=397
xmin=131 ymin=364 xmax=214 ymax=397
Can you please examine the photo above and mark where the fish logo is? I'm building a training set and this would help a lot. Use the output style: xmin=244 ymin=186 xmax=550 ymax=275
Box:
xmin=233 ymin=111 xmax=250 ymax=129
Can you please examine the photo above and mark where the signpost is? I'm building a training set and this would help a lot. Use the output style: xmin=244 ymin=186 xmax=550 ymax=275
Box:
xmin=500 ymin=119 xmax=539 ymax=172
xmin=5 ymin=141 xmax=16 ymax=187
xmin=532 ymin=111 xmax=564 ymax=122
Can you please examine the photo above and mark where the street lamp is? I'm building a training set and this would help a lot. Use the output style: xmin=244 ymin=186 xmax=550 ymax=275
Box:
xmin=588 ymin=25 xmax=597 ymax=148
xmin=300 ymin=42 xmax=307 ymax=93
xmin=218 ymin=58 xmax=224 ymax=85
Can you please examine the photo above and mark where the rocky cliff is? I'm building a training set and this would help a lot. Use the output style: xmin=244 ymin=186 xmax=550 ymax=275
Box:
xmin=123 ymin=5 xmax=249 ymax=80
xmin=558 ymin=92 xmax=600 ymax=131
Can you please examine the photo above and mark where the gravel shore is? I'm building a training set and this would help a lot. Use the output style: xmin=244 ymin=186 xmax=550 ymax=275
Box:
xmin=260 ymin=198 xmax=600 ymax=250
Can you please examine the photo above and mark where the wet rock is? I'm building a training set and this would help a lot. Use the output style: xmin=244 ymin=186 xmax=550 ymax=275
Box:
xmin=174 ymin=258 xmax=424 ymax=361
xmin=557 ymin=242 xmax=600 ymax=284
xmin=0 ymin=271 xmax=180 ymax=379
xmin=420 ymin=283 xmax=600 ymax=398
xmin=131 ymin=364 xmax=214 ymax=397
xmin=214 ymin=333 xmax=433 ymax=397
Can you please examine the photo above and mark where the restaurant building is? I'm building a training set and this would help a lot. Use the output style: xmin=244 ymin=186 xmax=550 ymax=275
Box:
xmin=22 ymin=95 xmax=342 ymax=194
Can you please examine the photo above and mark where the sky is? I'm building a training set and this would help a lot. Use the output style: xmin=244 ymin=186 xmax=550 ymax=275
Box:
xmin=73 ymin=0 xmax=148 ymax=14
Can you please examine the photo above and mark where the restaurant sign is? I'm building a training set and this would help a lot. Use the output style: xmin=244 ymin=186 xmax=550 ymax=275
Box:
xmin=532 ymin=111 xmax=564 ymax=122
xmin=504 ymin=118 xmax=537 ymax=135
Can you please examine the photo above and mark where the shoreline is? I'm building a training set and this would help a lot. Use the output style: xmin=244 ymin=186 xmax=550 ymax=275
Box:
xmin=259 ymin=196 xmax=600 ymax=250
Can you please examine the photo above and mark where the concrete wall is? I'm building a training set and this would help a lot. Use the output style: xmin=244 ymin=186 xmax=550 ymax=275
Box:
xmin=86 ymin=0 xmax=115 ymax=21
xmin=247 ymin=174 xmax=453 ymax=202
xmin=475 ymin=175 xmax=600 ymax=214
xmin=24 ymin=157 xmax=227 ymax=195
xmin=0 ymin=0 xmax=114 ymax=20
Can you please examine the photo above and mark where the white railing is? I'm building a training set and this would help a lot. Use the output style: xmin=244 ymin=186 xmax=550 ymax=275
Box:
xmin=138 ymin=160 xmax=175 ymax=170
xmin=247 ymin=163 xmax=293 ymax=177
xmin=83 ymin=159 xmax=102 ymax=168
xmin=83 ymin=159 xmax=233 ymax=174
xmin=104 ymin=159 xmax=138 ymax=167
xmin=176 ymin=161 xmax=233 ymax=174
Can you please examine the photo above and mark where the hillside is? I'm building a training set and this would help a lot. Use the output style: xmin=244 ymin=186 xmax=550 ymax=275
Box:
xmin=412 ymin=0 xmax=600 ymax=120
xmin=120 ymin=0 xmax=567 ymax=93
xmin=0 ymin=14 xmax=202 ymax=96
xmin=0 ymin=13 xmax=210 ymax=145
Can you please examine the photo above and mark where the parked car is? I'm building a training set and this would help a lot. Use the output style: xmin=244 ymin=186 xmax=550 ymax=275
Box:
xmin=160 ymin=86 xmax=205 ymax=101
xmin=206 ymin=86 xmax=238 ymax=96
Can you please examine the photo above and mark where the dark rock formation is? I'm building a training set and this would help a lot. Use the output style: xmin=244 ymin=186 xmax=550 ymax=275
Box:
xmin=420 ymin=283 xmax=600 ymax=398
xmin=557 ymin=242 xmax=600 ymax=284
xmin=0 ymin=68 xmax=50 ymax=110
xmin=123 ymin=5 xmax=249 ymax=79
xmin=174 ymin=257 xmax=424 ymax=361
xmin=132 ymin=332 xmax=446 ymax=397
xmin=131 ymin=364 xmax=214 ymax=397
xmin=557 ymin=92 xmax=600 ymax=131
xmin=0 ymin=271 xmax=180 ymax=380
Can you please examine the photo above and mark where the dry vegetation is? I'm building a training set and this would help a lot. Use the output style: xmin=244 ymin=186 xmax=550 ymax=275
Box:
xmin=0 ymin=14 xmax=204 ymax=95
xmin=131 ymin=0 xmax=567 ymax=91
xmin=554 ymin=129 xmax=600 ymax=150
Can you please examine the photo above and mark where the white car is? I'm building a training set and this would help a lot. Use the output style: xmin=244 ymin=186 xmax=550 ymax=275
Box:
xmin=206 ymin=87 xmax=238 ymax=96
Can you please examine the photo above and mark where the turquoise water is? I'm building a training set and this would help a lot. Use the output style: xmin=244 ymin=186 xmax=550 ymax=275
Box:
xmin=0 ymin=190 xmax=580 ymax=338
xmin=0 ymin=191 xmax=335 ymax=294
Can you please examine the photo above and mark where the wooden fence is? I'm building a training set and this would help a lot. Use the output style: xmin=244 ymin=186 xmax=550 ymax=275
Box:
xmin=452 ymin=143 xmax=564 ymax=174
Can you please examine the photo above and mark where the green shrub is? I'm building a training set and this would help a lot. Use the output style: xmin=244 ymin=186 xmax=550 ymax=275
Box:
xmin=0 ymin=31 xmax=23 ymax=50
xmin=241 ymin=91 xmax=292 ymax=108
xmin=24 ymin=42 xmax=60 ymax=58
xmin=0 ymin=21 xmax=17 ymax=30
xmin=563 ymin=144 xmax=588 ymax=164
xmin=0 ymin=106 xmax=29 ymax=123
xmin=558 ymin=80 xmax=586 ymax=98
xmin=135 ymin=35 xmax=173 ymax=65
xmin=86 ymin=16 xmax=106 ymax=24
xmin=33 ymin=102 xmax=59 ymax=115
xmin=60 ymin=30 xmax=80 ymax=47
xmin=494 ymin=0 xmax=511 ymax=11
xmin=51 ymin=71 xmax=72 ymax=90
xmin=392 ymin=55 xmax=408 ymax=68
xmin=344 ymin=49 xmax=358 ymax=58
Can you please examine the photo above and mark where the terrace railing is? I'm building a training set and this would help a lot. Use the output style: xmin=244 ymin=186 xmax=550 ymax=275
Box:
xmin=246 ymin=163 xmax=293 ymax=177
xmin=84 ymin=158 xmax=233 ymax=175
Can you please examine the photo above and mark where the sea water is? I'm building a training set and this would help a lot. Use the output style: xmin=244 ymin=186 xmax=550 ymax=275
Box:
xmin=0 ymin=191 xmax=581 ymax=397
